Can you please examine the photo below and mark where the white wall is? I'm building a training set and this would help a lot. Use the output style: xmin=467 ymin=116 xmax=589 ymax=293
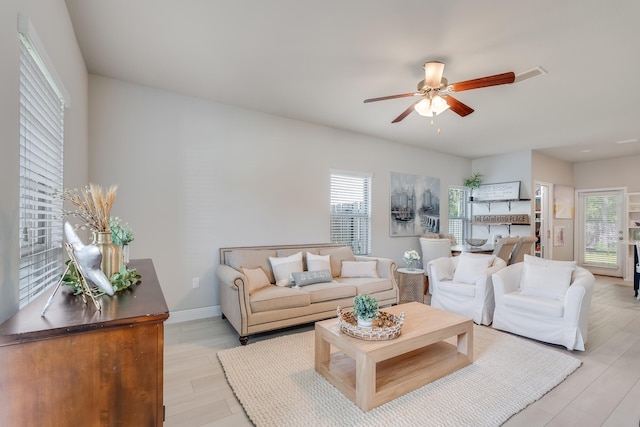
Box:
xmin=0 ymin=0 xmax=88 ymax=323
xmin=532 ymin=151 xmax=574 ymax=260
xmin=574 ymin=155 xmax=640 ymax=192
xmin=87 ymin=75 xmax=471 ymax=314
xmin=469 ymin=151 xmax=532 ymax=242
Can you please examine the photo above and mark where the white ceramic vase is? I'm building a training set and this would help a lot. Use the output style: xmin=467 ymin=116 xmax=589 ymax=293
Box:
xmin=357 ymin=317 xmax=373 ymax=328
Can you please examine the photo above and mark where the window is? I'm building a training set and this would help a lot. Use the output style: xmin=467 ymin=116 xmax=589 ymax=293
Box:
xmin=448 ymin=186 xmax=469 ymax=245
xmin=18 ymin=16 xmax=68 ymax=308
xmin=330 ymin=171 xmax=372 ymax=255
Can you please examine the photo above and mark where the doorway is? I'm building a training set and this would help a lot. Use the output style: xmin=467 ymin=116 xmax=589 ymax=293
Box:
xmin=576 ymin=189 xmax=624 ymax=276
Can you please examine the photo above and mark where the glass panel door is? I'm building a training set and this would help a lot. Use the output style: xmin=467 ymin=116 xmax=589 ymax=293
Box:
xmin=577 ymin=189 xmax=624 ymax=276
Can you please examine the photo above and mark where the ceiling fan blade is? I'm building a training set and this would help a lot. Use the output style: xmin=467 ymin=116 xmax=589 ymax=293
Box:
xmin=364 ymin=92 xmax=417 ymax=103
xmin=449 ymin=72 xmax=515 ymax=92
xmin=391 ymin=99 xmax=422 ymax=123
xmin=445 ymin=96 xmax=474 ymax=117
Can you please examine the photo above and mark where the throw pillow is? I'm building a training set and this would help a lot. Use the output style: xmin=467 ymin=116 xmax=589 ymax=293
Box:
xmin=319 ymin=246 xmax=355 ymax=277
xmin=340 ymin=260 xmax=379 ymax=278
xmin=269 ymin=251 xmax=303 ymax=286
xmin=520 ymin=255 xmax=576 ymax=300
xmin=306 ymin=252 xmax=331 ymax=272
xmin=452 ymin=253 xmax=496 ymax=285
xmin=240 ymin=266 xmax=271 ymax=294
xmin=291 ymin=269 xmax=333 ymax=286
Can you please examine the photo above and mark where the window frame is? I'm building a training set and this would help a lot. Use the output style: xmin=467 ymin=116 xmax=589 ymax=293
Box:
xmin=18 ymin=16 xmax=68 ymax=308
xmin=448 ymin=185 xmax=470 ymax=246
xmin=329 ymin=170 xmax=372 ymax=255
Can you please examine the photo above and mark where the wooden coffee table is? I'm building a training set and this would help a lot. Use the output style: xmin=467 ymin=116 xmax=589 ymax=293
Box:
xmin=314 ymin=302 xmax=473 ymax=411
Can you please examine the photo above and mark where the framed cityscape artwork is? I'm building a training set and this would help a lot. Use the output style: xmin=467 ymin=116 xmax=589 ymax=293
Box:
xmin=390 ymin=172 xmax=440 ymax=237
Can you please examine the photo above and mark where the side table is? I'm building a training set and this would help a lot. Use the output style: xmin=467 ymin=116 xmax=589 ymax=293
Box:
xmin=397 ymin=267 xmax=425 ymax=304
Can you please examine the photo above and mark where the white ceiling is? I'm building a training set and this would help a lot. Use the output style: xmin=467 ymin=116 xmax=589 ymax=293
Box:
xmin=65 ymin=0 xmax=640 ymax=162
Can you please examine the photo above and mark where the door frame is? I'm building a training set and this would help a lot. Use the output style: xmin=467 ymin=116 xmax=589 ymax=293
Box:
xmin=534 ymin=181 xmax=553 ymax=259
xmin=575 ymin=187 xmax=625 ymax=277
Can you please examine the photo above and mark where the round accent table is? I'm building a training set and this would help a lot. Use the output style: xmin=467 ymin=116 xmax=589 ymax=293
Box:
xmin=397 ymin=268 xmax=425 ymax=304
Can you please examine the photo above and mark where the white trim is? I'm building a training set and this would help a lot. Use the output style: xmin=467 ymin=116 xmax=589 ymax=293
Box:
xmin=329 ymin=168 xmax=373 ymax=178
xmin=18 ymin=15 xmax=70 ymax=107
xmin=166 ymin=305 xmax=220 ymax=324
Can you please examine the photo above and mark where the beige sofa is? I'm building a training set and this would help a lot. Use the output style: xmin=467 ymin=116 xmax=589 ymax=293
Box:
xmin=216 ymin=243 xmax=399 ymax=344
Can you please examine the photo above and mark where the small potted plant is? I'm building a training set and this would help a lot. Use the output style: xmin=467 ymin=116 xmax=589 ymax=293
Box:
xmin=403 ymin=249 xmax=421 ymax=271
xmin=352 ymin=294 xmax=379 ymax=328
xmin=464 ymin=172 xmax=482 ymax=201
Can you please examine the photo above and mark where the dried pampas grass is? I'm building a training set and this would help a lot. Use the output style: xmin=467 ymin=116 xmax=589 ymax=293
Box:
xmin=60 ymin=183 xmax=118 ymax=232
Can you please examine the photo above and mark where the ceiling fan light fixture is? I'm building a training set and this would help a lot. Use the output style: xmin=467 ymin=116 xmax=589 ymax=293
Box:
xmin=423 ymin=61 xmax=445 ymax=87
xmin=431 ymin=95 xmax=450 ymax=114
xmin=414 ymin=95 xmax=450 ymax=117
xmin=414 ymin=98 xmax=434 ymax=117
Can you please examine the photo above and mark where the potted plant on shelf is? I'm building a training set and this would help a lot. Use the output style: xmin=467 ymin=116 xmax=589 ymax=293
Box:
xmin=464 ymin=172 xmax=482 ymax=201
xmin=352 ymin=294 xmax=379 ymax=328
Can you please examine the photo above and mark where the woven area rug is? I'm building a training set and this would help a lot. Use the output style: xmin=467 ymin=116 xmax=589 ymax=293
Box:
xmin=217 ymin=325 xmax=581 ymax=426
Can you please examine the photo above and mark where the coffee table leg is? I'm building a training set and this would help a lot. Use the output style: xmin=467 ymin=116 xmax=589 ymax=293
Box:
xmin=355 ymin=352 xmax=376 ymax=411
xmin=457 ymin=326 xmax=474 ymax=362
xmin=314 ymin=328 xmax=330 ymax=372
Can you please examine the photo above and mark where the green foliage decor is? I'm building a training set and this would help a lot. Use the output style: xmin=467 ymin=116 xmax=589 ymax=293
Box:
xmin=109 ymin=216 xmax=134 ymax=246
xmin=62 ymin=261 xmax=141 ymax=296
xmin=352 ymin=294 xmax=379 ymax=320
xmin=464 ymin=172 xmax=482 ymax=189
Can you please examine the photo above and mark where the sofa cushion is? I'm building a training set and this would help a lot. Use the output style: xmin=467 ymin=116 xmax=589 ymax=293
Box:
xmin=520 ymin=255 xmax=575 ymax=300
xmin=301 ymin=281 xmax=357 ymax=303
xmin=249 ymin=286 xmax=310 ymax=312
xmin=227 ymin=249 xmax=277 ymax=284
xmin=337 ymin=277 xmax=393 ymax=295
xmin=240 ymin=266 xmax=271 ymax=294
xmin=453 ymin=253 xmax=495 ymax=285
xmin=340 ymin=260 xmax=379 ymax=278
xmin=320 ymin=246 xmax=355 ymax=277
xmin=269 ymin=251 xmax=303 ymax=286
xmin=503 ymin=291 xmax=565 ymax=318
xmin=306 ymin=253 xmax=331 ymax=272
xmin=291 ymin=269 xmax=332 ymax=286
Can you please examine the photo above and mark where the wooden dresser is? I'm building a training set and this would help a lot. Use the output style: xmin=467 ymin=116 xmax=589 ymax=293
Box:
xmin=0 ymin=259 xmax=169 ymax=427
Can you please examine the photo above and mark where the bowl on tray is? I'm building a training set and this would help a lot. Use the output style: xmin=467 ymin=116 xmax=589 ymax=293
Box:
xmin=465 ymin=238 xmax=488 ymax=247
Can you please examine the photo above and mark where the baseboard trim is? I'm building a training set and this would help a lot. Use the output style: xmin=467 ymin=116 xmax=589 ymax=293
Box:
xmin=166 ymin=305 xmax=220 ymax=324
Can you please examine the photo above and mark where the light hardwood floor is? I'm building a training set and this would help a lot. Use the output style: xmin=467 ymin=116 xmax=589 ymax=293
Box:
xmin=164 ymin=276 xmax=640 ymax=426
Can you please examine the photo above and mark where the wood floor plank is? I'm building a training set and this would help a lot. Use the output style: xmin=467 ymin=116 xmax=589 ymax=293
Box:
xmin=165 ymin=275 xmax=640 ymax=426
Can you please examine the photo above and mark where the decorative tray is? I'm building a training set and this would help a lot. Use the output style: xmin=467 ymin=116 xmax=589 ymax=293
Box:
xmin=336 ymin=307 xmax=405 ymax=341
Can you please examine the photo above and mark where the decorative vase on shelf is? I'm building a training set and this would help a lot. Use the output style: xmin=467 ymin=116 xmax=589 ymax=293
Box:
xmin=92 ymin=231 xmax=123 ymax=277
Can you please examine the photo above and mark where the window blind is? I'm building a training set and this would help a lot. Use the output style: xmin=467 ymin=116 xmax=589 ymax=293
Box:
xmin=448 ymin=186 xmax=469 ymax=245
xmin=18 ymin=19 xmax=66 ymax=308
xmin=330 ymin=171 xmax=372 ymax=255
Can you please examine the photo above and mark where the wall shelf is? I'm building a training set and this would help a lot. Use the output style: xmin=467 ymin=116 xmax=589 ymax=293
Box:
xmin=471 ymin=199 xmax=531 ymax=212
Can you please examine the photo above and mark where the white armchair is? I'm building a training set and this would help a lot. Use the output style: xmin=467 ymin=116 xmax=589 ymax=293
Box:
xmin=429 ymin=253 xmax=507 ymax=325
xmin=492 ymin=255 xmax=595 ymax=351
xmin=419 ymin=237 xmax=452 ymax=295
